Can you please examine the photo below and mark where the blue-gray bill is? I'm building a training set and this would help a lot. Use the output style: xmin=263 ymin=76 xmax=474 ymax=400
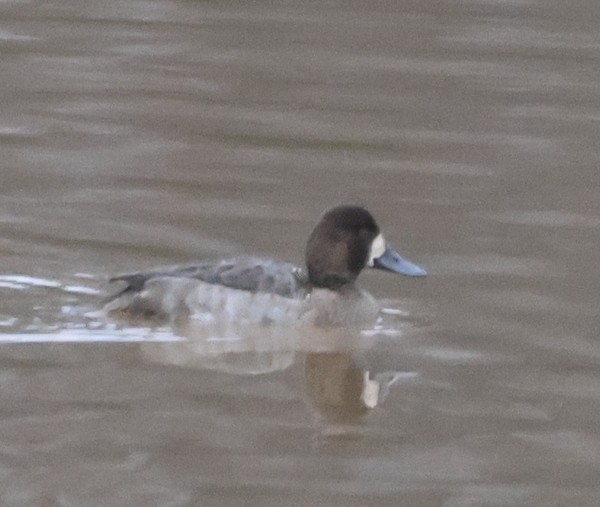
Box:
xmin=373 ymin=246 xmax=427 ymax=276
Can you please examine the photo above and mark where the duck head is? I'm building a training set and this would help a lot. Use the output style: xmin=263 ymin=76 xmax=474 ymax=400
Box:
xmin=305 ymin=205 xmax=426 ymax=290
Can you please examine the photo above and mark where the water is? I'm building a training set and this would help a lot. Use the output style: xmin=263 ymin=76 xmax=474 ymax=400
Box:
xmin=1 ymin=0 xmax=600 ymax=505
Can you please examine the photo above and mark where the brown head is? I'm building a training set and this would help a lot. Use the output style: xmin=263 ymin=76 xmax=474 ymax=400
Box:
xmin=305 ymin=205 xmax=426 ymax=290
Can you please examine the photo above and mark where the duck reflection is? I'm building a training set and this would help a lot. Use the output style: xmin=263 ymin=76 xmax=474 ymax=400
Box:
xmin=140 ymin=327 xmax=296 ymax=375
xmin=305 ymin=351 xmax=405 ymax=423
xmin=138 ymin=317 xmax=407 ymax=423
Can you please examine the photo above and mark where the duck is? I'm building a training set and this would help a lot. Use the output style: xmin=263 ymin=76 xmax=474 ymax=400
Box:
xmin=104 ymin=205 xmax=426 ymax=329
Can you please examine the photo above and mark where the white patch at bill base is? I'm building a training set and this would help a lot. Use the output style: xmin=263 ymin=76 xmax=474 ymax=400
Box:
xmin=367 ymin=233 xmax=386 ymax=266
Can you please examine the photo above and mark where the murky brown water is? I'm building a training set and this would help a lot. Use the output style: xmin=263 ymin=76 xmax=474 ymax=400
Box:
xmin=1 ymin=0 xmax=600 ymax=505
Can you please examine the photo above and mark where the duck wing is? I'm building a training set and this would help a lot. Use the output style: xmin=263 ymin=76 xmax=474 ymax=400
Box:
xmin=109 ymin=256 xmax=307 ymax=300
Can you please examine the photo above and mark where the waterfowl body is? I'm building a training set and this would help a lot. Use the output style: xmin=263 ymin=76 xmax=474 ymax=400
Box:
xmin=105 ymin=205 xmax=426 ymax=327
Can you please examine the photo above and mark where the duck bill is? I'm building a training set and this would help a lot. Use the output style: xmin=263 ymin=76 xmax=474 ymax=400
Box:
xmin=373 ymin=246 xmax=426 ymax=277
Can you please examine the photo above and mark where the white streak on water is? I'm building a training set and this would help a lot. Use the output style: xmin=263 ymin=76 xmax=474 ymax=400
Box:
xmin=0 ymin=282 xmax=27 ymax=290
xmin=0 ymin=329 xmax=182 ymax=343
xmin=0 ymin=275 xmax=61 ymax=288
xmin=0 ymin=317 xmax=18 ymax=327
xmin=63 ymin=285 xmax=100 ymax=295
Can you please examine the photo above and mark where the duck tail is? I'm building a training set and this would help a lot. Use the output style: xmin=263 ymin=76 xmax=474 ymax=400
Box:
xmin=103 ymin=273 xmax=149 ymax=304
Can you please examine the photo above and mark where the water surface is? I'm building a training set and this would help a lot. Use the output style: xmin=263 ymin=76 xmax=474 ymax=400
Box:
xmin=1 ymin=0 xmax=600 ymax=505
